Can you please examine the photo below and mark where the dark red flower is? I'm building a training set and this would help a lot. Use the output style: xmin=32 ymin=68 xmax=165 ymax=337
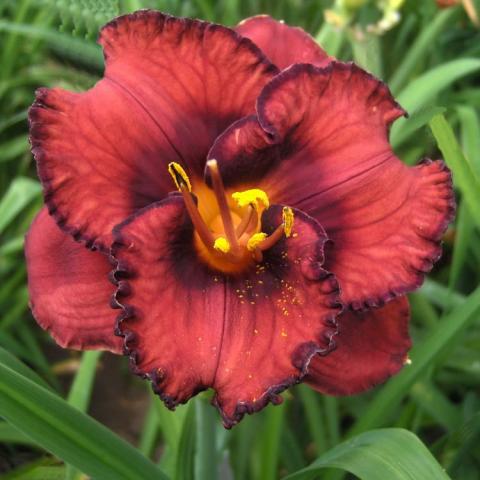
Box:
xmin=26 ymin=11 xmax=454 ymax=427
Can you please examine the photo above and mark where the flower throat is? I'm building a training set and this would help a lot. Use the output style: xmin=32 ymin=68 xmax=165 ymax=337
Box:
xmin=168 ymin=160 xmax=294 ymax=274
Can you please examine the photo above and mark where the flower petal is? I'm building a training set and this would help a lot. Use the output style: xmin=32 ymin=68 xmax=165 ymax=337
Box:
xmin=213 ymin=205 xmax=340 ymax=427
xmin=25 ymin=208 xmax=122 ymax=353
xmin=236 ymin=15 xmax=331 ymax=69
xmin=30 ymin=11 xmax=278 ymax=251
xmin=112 ymin=198 xmax=341 ymax=427
xmin=305 ymin=296 xmax=411 ymax=395
xmin=209 ymin=62 xmax=455 ymax=308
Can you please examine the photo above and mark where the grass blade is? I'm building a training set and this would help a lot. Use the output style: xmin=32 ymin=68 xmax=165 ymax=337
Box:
xmin=389 ymin=8 xmax=460 ymax=93
xmin=65 ymin=351 xmax=102 ymax=480
xmin=391 ymin=60 xmax=480 ymax=143
xmin=430 ymin=113 xmax=480 ymax=229
xmin=349 ymin=284 xmax=480 ymax=436
xmin=0 ymin=360 xmax=167 ymax=480
xmin=0 ymin=177 xmax=41 ymax=234
xmin=257 ymin=402 xmax=286 ymax=480
xmin=283 ymin=429 xmax=451 ymax=480
xmin=195 ymin=397 xmax=218 ymax=480
xmin=457 ymin=105 xmax=480 ymax=176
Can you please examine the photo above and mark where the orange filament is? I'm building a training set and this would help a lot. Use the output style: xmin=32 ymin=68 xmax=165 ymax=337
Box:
xmin=235 ymin=205 xmax=256 ymax=237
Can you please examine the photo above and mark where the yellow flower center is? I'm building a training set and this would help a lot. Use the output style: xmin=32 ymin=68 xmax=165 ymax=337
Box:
xmin=167 ymin=161 xmax=295 ymax=274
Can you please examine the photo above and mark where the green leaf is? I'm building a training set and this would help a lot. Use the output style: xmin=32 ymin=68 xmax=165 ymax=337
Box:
xmin=66 ymin=351 xmax=102 ymax=410
xmin=156 ymin=396 xmax=189 ymax=477
xmin=349 ymin=284 xmax=480 ymax=435
xmin=65 ymin=351 xmax=102 ymax=480
xmin=446 ymin=202 xmax=474 ymax=307
xmin=0 ymin=21 xmax=104 ymax=69
xmin=446 ymin=412 xmax=480 ymax=475
xmin=391 ymin=60 xmax=480 ymax=143
xmin=2 ymin=466 xmax=65 ymax=480
xmin=398 ymin=59 xmax=480 ymax=110
xmin=391 ymin=106 xmax=445 ymax=150
xmin=139 ymin=397 xmax=160 ymax=458
xmin=174 ymin=402 xmax=196 ymax=480
xmin=421 ymin=279 xmax=465 ymax=310
xmin=429 ymin=113 xmax=480 ymax=229
xmin=2 ymin=462 xmax=65 ymax=480
xmin=457 ymin=105 xmax=480 ymax=176
xmin=0 ymin=177 xmax=41 ymax=234
xmin=410 ymin=381 xmax=462 ymax=432
xmin=283 ymin=429 xmax=451 ymax=480
xmin=0 ymin=136 xmax=29 ymax=163
xmin=258 ymin=401 xmax=286 ymax=480
xmin=0 ymin=347 xmax=52 ymax=391
xmin=389 ymin=7 xmax=460 ymax=93
xmin=195 ymin=397 xmax=218 ymax=480
xmin=298 ymin=385 xmax=327 ymax=454
xmin=0 ymin=420 xmax=38 ymax=446
xmin=0 ymin=361 xmax=167 ymax=480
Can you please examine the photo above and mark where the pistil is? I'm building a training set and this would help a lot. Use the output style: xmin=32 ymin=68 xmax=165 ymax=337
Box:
xmin=206 ymin=160 xmax=239 ymax=252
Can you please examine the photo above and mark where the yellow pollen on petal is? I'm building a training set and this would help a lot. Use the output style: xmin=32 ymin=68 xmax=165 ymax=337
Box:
xmin=168 ymin=162 xmax=192 ymax=192
xmin=213 ymin=236 xmax=231 ymax=253
xmin=282 ymin=207 xmax=294 ymax=238
xmin=232 ymin=188 xmax=270 ymax=210
xmin=247 ymin=232 xmax=268 ymax=251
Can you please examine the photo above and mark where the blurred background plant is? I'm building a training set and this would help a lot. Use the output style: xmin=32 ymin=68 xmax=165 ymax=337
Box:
xmin=1 ymin=0 xmax=480 ymax=479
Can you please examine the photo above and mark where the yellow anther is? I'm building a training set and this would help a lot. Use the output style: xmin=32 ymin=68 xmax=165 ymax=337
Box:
xmin=232 ymin=189 xmax=270 ymax=210
xmin=168 ymin=162 xmax=192 ymax=192
xmin=213 ymin=236 xmax=231 ymax=253
xmin=247 ymin=232 xmax=267 ymax=251
xmin=282 ymin=207 xmax=294 ymax=238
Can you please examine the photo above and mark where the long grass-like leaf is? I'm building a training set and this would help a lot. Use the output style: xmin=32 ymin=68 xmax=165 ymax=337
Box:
xmin=0 ymin=361 xmax=167 ymax=480
xmin=283 ymin=429 xmax=450 ymax=480
xmin=349 ymin=284 xmax=480 ymax=435
xmin=389 ymin=7 xmax=459 ymax=93
xmin=430 ymin=114 xmax=480 ymax=229
xmin=0 ymin=177 xmax=41 ymax=234
xmin=391 ymin=60 xmax=480 ymax=143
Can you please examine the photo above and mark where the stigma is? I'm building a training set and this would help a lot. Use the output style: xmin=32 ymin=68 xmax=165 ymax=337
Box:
xmin=168 ymin=160 xmax=295 ymax=272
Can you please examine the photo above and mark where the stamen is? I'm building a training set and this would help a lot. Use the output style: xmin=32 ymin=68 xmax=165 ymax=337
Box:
xmin=232 ymin=189 xmax=270 ymax=210
xmin=168 ymin=162 xmax=192 ymax=192
xmin=253 ymin=249 xmax=263 ymax=263
xmin=235 ymin=205 xmax=254 ymax=237
xmin=247 ymin=232 xmax=268 ymax=252
xmin=206 ymin=160 xmax=239 ymax=251
xmin=245 ymin=208 xmax=259 ymax=235
xmin=213 ymin=237 xmax=231 ymax=253
xmin=282 ymin=207 xmax=294 ymax=237
xmin=167 ymin=163 xmax=214 ymax=250
xmin=256 ymin=207 xmax=295 ymax=252
xmin=257 ymin=225 xmax=285 ymax=252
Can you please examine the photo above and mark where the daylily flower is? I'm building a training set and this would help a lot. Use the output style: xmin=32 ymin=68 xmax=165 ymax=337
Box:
xmin=25 ymin=11 xmax=454 ymax=427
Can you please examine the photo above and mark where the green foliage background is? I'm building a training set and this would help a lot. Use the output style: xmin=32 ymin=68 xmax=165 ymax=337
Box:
xmin=0 ymin=0 xmax=480 ymax=479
